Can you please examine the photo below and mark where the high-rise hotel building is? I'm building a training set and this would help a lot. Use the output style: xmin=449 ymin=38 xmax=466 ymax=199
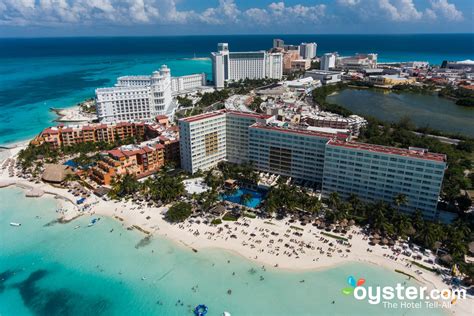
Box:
xmin=211 ymin=43 xmax=283 ymax=88
xmin=96 ymin=65 xmax=206 ymax=122
xmin=322 ymin=141 xmax=446 ymax=219
xmin=179 ymin=110 xmax=273 ymax=173
xmin=179 ymin=111 xmax=447 ymax=218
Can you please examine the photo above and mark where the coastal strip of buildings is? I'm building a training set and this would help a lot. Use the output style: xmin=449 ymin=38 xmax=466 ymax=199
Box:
xmin=34 ymin=117 xmax=180 ymax=185
xmin=179 ymin=110 xmax=447 ymax=220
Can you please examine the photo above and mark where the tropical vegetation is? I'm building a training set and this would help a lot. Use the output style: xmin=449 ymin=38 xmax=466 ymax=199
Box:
xmin=165 ymin=202 xmax=192 ymax=223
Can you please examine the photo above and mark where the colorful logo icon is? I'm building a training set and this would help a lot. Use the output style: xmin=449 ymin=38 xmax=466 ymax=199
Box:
xmin=342 ymin=275 xmax=365 ymax=295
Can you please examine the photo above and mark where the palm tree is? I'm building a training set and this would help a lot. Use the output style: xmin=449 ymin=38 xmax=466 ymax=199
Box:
xmin=328 ymin=192 xmax=340 ymax=210
xmin=393 ymin=194 xmax=408 ymax=214
xmin=240 ymin=193 xmax=253 ymax=206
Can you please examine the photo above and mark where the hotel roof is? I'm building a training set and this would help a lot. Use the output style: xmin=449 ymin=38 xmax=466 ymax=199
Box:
xmin=180 ymin=109 xmax=273 ymax=123
xmin=327 ymin=140 xmax=446 ymax=162
xmin=250 ymin=123 xmax=338 ymax=139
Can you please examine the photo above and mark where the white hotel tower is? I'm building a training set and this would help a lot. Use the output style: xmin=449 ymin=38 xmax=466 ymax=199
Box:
xmin=211 ymin=43 xmax=283 ymax=88
xmin=96 ymin=65 xmax=206 ymax=122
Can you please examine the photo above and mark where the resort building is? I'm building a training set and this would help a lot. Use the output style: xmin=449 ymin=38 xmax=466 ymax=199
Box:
xmin=322 ymin=141 xmax=447 ymax=219
xmin=320 ymin=53 xmax=337 ymax=71
xmin=95 ymin=65 xmax=206 ymax=122
xmin=211 ymin=43 xmax=283 ymax=88
xmin=90 ymin=143 xmax=165 ymax=185
xmin=369 ymin=75 xmax=417 ymax=86
xmin=290 ymin=59 xmax=312 ymax=72
xmin=180 ymin=111 xmax=448 ymax=218
xmin=299 ymin=42 xmax=317 ymax=60
xmin=178 ymin=110 xmax=273 ymax=173
xmin=33 ymin=122 xmax=146 ymax=148
xmin=283 ymin=50 xmax=302 ymax=74
xmin=337 ymin=54 xmax=378 ymax=70
xmin=248 ymin=123 xmax=341 ymax=185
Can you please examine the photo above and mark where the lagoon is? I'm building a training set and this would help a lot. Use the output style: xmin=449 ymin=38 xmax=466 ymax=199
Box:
xmin=326 ymin=89 xmax=474 ymax=137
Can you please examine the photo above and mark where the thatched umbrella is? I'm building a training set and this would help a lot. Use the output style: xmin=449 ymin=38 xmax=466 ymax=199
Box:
xmin=319 ymin=222 xmax=326 ymax=229
xmin=373 ymin=233 xmax=380 ymax=239
xmin=315 ymin=219 xmax=321 ymax=226
xmin=372 ymin=238 xmax=380 ymax=245
xmin=382 ymin=238 xmax=389 ymax=245
xmin=439 ymin=254 xmax=453 ymax=265
xmin=388 ymin=239 xmax=396 ymax=246
xmin=329 ymin=224 xmax=336 ymax=231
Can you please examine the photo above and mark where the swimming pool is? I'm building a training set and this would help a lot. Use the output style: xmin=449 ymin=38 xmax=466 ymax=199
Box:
xmin=220 ymin=188 xmax=265 ymax=208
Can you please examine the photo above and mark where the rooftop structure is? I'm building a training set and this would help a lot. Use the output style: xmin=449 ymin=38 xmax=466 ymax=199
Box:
xmin=305 ymin=70 xmax=342 ymax=85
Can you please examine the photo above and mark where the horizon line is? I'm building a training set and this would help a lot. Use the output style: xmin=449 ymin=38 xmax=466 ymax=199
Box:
xmin=0 ymin=32 xmax=473 ymax=40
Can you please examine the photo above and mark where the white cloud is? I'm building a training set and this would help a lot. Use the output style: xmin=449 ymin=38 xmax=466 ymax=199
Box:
xmin=244 ymin=2 xmax=326 ymax=25
xmin=378 ymin=0 xmax=423 ymax=21
xmin=430 ymin=0 xmax=463 ymax=21
xmin=0 ymin=0 xmax=466 ymax=27
xmin=337 ymin=0 xmax=360 ymax=6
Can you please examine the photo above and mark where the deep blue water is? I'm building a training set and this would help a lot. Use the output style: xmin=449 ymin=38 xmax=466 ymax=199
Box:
xmin=0 ymin=34 xmax=472 ymax=145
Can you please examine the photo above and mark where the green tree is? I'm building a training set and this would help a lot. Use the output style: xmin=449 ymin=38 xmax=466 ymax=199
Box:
xmin=165 ymin=202 xmax=192 ymax=222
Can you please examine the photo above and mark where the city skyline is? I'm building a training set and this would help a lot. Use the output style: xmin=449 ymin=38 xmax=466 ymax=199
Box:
xmin=0 ymin=0 xmax=472 ymax=37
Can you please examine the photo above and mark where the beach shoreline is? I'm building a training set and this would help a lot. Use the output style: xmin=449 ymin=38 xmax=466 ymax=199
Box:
xmin=0 ymin=144 xmax=471 ymax=315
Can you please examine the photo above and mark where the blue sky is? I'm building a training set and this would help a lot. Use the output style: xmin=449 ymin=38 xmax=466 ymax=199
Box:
xmin=0 ymin=0 xmax=472 ymax=37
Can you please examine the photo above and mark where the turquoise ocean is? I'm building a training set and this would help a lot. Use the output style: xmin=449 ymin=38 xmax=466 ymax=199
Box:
xmin=0 ymin=34 xmax=473 ymax=145
xmin=0 ymin=187 xmax=447 ymax=315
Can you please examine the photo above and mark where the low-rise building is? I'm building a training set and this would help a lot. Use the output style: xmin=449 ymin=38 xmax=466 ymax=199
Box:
xmin=90 ymin=143 xmax=165 ymax=185
xmin=290 ymin=59 xmax=311 ymax=72
xmin=369 ymin=75 xmax=416 ymax=86
xmin=305 ymin=70 xmax=342 ymax=85
xmin=33 ymin=122 xmax=146 ymax=148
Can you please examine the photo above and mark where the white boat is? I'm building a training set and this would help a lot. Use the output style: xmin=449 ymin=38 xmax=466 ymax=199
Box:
xmin=10 ymin=222 xmax=21 ymax=227
xmin=74 ymin=225 xmax=80 ymax=229
xmin=223 ymin=312 xmax=231 ymax=316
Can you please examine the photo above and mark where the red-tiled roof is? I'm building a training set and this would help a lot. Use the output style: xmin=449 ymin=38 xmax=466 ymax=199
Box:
xmin=42 ymin=128 xmax=59 ymax=134
xmin=108 ymin=149 xmax=124 ymax=158
xmin=180 ymin=109 xmax=273 ymax=123
xmin=327 ymin=140 xmax=446 ymax=162
xmin=180 ymin=110 xmax=226 ymax=123
xmin=249 ymin=123 xmax=336 ymax=139
xmin=226 ymin=110 xmax=273 ymax=120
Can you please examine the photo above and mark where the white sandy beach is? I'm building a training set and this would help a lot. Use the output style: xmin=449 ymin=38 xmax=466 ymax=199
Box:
xmin=0 ymin=144 xmax=472 ymax=316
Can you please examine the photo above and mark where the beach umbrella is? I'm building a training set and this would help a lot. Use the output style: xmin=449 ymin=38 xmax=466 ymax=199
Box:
xmin=373 ymin=233 xmax=380 ymax=239
xmin=382 ymin=238 xmax=389 ymax=245
xmin=439 ymin=254 xmax=453 ymax=265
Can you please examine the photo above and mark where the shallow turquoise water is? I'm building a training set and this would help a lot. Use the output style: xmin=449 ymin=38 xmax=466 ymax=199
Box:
xmin=0 ymin=55 xmax=211 ymax=145
xmin=0 ymin=187 xmax=449 ymax=316
xmin=220 ymin=188 xmax=265 ymax=208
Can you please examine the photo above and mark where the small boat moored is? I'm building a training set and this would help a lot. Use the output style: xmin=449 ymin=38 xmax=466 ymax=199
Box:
xmin=10 ymin=222 xmax=21 ymax=227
